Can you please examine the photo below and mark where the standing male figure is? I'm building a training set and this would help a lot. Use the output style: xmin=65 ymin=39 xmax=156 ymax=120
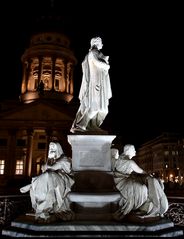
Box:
xmin=70 ymin=36 xmax=112 ymax=133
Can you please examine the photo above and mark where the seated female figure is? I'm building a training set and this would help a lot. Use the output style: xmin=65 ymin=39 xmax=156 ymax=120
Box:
xmin=113 ymin=144 xmax=168 ymax=220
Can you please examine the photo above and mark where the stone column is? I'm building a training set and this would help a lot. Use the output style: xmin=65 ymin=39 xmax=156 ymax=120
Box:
xmin=26 ymin=129 xmax=34 ymax=177
xmin=51 ymin=57 xmax=56 ymax=91
xmin=69 ymin=63 xmax=74 ymax=95
xmin=38 ymin=56 xmax=43 ymax=85
xmin=45 ymin=128 xmax=53 ymax=160
xmin=6 ymin=129 xmax=17 ymax=177
xmin=21 ymin=61 xmax=28 ymax=93
xmin=25 ymin=59 xmax=32 ymax=92
xmin=65 ymin=60 xmax=69 ymax=93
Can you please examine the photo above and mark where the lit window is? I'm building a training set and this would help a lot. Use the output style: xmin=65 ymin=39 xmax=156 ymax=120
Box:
xmin=36 ymin=164 xmax=41 ymax=175
xmin=15 ymin=160 xmax=24 ymax=175
xmin=0 ymin=160 xmax=5 ymax=174
xmin=164 ymin=151 xmax=169 ymax=156
xmin=172 ymin=151 xmax=175 ymax=155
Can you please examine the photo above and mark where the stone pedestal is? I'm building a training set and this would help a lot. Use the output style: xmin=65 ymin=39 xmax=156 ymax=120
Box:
xmin=68 ymin=135 xmax=116 ymax=171
xmin=67 ymin=134 xmax=120 ymax=220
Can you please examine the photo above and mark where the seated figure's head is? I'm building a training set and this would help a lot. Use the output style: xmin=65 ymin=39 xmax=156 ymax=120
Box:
xmin=90 ymin=37 xmax=103 ymax=50
xmin=123 ymin=144 xmax=136 ymax=159
xmin=111 ymin=148 xmax=119 ymax=159
xmin=48 ymin=141 xmax=64 ymax=160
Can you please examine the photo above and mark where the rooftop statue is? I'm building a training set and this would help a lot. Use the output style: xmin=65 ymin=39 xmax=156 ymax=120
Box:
xmin=70 ymin=36 xmax=112 ymax=133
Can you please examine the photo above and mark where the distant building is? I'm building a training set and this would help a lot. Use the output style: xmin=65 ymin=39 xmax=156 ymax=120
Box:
xmin=0 ymin=31 xmax=78 ymax=190
xmin=136 ymin=132 xmax=184 ymax=184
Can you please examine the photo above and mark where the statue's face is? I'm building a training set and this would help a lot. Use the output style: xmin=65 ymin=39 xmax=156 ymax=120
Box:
xmin=111 ymin=149 xmax=119 ymax=159
xmin=96 ymin=40 xmax=103 ymax=50
xmin=91 ymin=37 xmax=103 ymax=50
xmin=127 ymin=146 xmax=136 ymax=159
xmin=48 ymin=142 xmax=57 ymax=159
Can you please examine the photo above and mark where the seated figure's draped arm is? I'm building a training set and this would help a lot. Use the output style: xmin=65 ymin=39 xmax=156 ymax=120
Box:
xmin=44 ymin=158 xmax=72 ymax=174
xmin=56 ymin=159 xmax=72 ymax=174
xmin=130 ymin=160 xmax=146 ymax=174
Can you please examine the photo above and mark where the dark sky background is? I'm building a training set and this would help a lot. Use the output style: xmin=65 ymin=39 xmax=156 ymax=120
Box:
xmin=0 ymin=1 xmax=183 ymax=148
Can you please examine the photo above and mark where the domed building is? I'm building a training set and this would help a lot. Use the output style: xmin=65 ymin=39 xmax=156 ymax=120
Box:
xmin=20 ymin=31 xmax=76 ymax=104
xmin=0 ymin=29 xmax=78 ymax=192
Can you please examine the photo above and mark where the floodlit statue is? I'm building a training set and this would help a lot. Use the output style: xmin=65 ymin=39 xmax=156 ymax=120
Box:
xmin=113 ymin=144 xmax=169 ymax=221
xmin=70 ymin=36 xmax=112 ymax=133
xmin=111 ymin=148 xmax=119 ymax=171
xmin=20 ymin=141 xmax=75 ymax=223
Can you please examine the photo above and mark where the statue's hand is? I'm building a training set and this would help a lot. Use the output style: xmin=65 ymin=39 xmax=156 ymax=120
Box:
xmin=104 ymin=64 xmax=110 ymax=72
xmin=41 ymin=164 xmax=47 ymax=173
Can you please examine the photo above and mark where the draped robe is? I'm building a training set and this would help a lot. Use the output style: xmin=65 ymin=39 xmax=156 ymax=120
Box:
xmin=70 ymin=48 xmax=112 ymax=132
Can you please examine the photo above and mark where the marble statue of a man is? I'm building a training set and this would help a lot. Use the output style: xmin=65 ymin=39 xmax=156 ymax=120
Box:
xmin=70 ymin=36 xmax=112 ymax=133
xmin=20 ymin=141 xmax=74 ymax=223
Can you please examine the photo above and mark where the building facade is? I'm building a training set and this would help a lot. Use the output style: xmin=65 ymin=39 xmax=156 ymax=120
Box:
xmin=136 ymin=132 xmax=184 ymax=184
xmin=0 ymin=31 xmax=78 ymax=190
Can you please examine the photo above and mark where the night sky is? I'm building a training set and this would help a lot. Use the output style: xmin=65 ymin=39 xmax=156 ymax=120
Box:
xmin=0 ymin=1 xmax=183 ymax=148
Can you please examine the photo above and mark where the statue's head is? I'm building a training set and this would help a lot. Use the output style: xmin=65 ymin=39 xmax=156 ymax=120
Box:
xmin=90 ymin=37 xmax=103 ymax=50
xmin=111 ymin=148 xmax=119 ymax=159
xmin=123 ymin=144 xmax=136 ymax=159
xmin=48 ymin=141 xmax=64 ymax=160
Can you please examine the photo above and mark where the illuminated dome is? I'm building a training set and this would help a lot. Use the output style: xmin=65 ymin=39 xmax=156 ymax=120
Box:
xmin=20 ymin=31 xmax=77 ymax=104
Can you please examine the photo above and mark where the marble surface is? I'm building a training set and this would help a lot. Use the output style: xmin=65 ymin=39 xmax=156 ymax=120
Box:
xmin=2 ymin=215 xmax=183 ymax=237
xmin=68 ymin=192 xmax=121 ymax=202
xmin=10 ymin=215 xmax=174 ymax=231
xmin=68 ymin=135 xmax=115 ymax=171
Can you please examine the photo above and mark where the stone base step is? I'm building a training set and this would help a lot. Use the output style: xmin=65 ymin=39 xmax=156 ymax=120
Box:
xmin=68 ymin=192 xmax=121 ymax=202
xmin=2 ymin=214 xmax=183 ymax=238
xmin=68 ymin=192 xmax=121 ymax=220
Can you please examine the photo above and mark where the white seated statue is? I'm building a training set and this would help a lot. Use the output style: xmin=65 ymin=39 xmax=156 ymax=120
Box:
xmin=70 ymin=36 xmax=112 ymax=133
xmin=113 ymin=144 xmax=169 ymax=221
xmin=111 ymin=148 xmax=119 ymax=171
xmin=20 ymin=141 xmax=75 ymax=223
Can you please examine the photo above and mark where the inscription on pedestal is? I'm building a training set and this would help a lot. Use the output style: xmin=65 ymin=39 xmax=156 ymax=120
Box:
xmin=68 ymin=135 xmax=116 ymax=171
xmin=80 ymin=151 xmax=103 ymax=167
